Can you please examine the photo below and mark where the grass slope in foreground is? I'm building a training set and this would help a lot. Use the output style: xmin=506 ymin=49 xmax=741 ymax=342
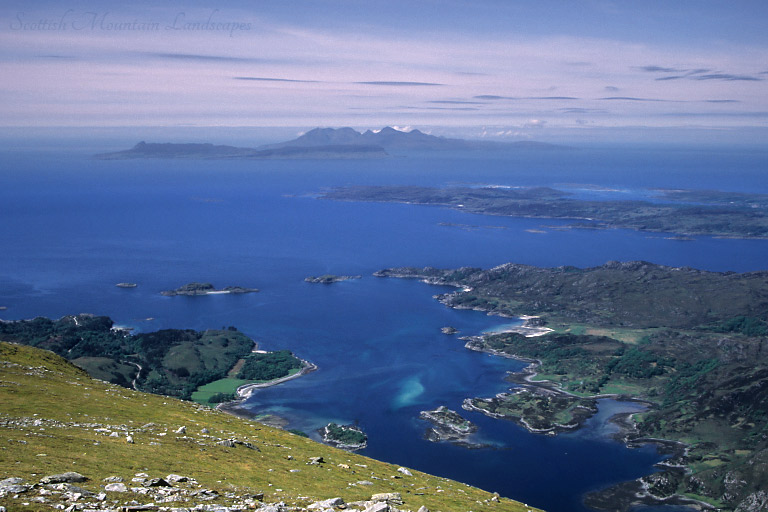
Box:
xmin=0 ymin=342 xmax=539 ymax=512
xmin=375 ymin=261 xmax=768 ymax=511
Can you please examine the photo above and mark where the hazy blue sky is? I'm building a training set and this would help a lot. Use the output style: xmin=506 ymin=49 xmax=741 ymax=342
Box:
xmin=1 ymin=1 xmax=766 ymax=142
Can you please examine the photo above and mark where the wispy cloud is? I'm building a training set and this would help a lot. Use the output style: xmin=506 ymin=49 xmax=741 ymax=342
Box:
xmin=692 ymin=73 xmax=762 ymax=81
xmin=638 ymin=65 xmax=762 ymax=82
xmin=559 ymin=108 xmax=608 ymax=114
xmin=404 ymin=106 xmax=480 ymax=111
xmin=639 ymin=65 xmax=685 ymax=73
xmin=473 ymin=95 xmax=578 ymax=101
xmin=234 ymin=76 xmax=320 ymax=83
xmin=427 ymin=100 xmax=483 ymax=105
xmin=599 ymin=96 xmax=674 ymax=102
xmin=144 ymin=52 xmax=262 ymax=63
xmin=356 ymin=81 xmax=444 ymax=86
xmin=662 ymin=111 xmax=768 ymax=118
xmin=474 ymin=95 xmax=515 ymax=100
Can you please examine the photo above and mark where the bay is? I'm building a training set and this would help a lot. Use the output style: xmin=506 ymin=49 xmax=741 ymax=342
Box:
xmin=1 ymin=144 xmax=767 ymax=512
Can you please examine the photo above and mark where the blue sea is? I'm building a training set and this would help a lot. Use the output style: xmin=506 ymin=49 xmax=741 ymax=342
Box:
xmin=2 ymin=144 xmax=767 ymax=512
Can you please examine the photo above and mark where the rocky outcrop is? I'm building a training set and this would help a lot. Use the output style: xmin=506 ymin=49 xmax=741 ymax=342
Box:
xmin=161 ymin=283 xmax=259 ymax=296
xmin=304 ymin=275 xmax=362 ymax=284
xmin=419 ymin=406 xmax=481 ymax=447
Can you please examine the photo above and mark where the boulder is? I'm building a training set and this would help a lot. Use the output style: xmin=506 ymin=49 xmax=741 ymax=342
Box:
xmin=308 ymin=497 xmax=344 ymax=509
xmin=0 ymin=477 xmax=30 ymax=494
xmin=143 ymin=477 xmax=171 ymax=487
xmin=371 ymin=493 xmax=403 ymax=506
xmin=40 ymin=472 xmax=88 ymax=484
xmin=364 ymin=503 xmax=389 ymax=512
xmin=104 ymin=483 xmax=128 ymax=492
xmin=397 ymin=467 xmax=412 ymax=476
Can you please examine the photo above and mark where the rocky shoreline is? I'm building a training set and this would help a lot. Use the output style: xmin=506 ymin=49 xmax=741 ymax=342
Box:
xmin=304 ymin=274 xmax=362 ymax=284
xmin=419 ymin=406 xmax=484 ymax=448
xmin=464 ymin=337 xmax=718 ymax=510
xmin=161 ymin=282 xmax=259 ymax=296
xmin=319 ymin=423 xmax=368 ymax=451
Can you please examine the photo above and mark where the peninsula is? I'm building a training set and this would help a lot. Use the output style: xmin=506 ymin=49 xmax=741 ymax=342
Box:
xmin=161 ymin=282 xmax=259 ymax=296
xmin=322 ymin=185 xmax=768 ymax=239
xmin=376 ymin=261 xmax=768 ymax=511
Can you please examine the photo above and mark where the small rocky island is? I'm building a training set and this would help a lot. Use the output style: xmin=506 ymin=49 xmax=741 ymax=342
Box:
xmin=441 ymin=326 xmax=459 ymax=335
xmin=161 ymin=283 xmax=259 ymax=296
xmin=115 ymin=282 xmax=137 ymax=288
xmin=419 ymin=406 xmax=480 ymax=446
xmin=304 ymin=274 xmax=362 ymax=284
xmin=319 ymin=423 xmax=367 ymax=450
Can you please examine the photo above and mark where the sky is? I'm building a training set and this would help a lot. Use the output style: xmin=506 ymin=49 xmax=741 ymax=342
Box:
xmin=1 ymin=0 xmax=767 ymax=144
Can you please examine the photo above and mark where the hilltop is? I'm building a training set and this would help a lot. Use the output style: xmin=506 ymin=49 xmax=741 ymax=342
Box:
xmin=0 ymin=342 xmax=540 ymax=512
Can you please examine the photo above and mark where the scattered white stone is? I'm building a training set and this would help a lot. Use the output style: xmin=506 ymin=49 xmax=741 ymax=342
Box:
xmin=109 ymin=432 xmax=119 ymax=437
xmin=308 ymin=497 xmax=344 ymax=509
xmin=371 ymin=493 xmax=403 ymax=506
xmin=126 ymin=436 xmax=134 ymax=444
xmin=175 ymin=426 xmax=187 ymax=434
xmin=364 ymin=502 xmax=389 ymax=512
xmin=397 ymin=467 xmax=412 ymax=476
xmin=105 ymin=483 xmax=128 ymax=492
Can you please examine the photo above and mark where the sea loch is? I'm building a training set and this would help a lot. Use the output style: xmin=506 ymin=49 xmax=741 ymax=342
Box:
xmin=1 ymin=142 xmax=767 ymax=512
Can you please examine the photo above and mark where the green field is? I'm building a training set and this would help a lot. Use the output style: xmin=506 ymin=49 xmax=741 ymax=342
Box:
xmin=190 ymin=377 xmax=250 ymax=404
xmin=191 ymin=367 xmax=304 ymax=405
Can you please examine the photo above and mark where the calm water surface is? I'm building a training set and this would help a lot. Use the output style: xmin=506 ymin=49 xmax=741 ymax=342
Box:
xmin=2 ymin=146 xmax=767 ymax=511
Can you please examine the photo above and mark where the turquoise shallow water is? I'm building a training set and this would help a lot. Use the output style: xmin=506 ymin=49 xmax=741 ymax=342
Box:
xmin=2 ymin=145 xmax=767 ymax=511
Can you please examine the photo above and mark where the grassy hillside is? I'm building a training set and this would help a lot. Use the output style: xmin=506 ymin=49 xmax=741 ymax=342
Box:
xmin=0 ymin=315 xmax=256 ymax=399
xmin=0 ymin=342 xmax=540 ymax=512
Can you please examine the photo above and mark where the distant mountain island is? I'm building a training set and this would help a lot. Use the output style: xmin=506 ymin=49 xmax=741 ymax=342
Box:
xmin=95 ymin=127 xmax=568 ymax=160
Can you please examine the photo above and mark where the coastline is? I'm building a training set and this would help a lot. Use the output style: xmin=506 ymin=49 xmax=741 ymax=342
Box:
xmin=216 ymin=359 xmax=318 ymax=425
xmin=464 ymin=336 xmax=714 ymax=511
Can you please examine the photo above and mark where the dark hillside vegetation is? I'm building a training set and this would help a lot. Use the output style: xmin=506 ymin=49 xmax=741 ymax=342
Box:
xmin=0 ymin=315 xmax=253 ymax=399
